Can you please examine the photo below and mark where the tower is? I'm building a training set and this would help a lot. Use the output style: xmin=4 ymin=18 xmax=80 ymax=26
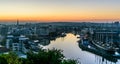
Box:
xmin=17 ymin=19 xmax=19 ymax=27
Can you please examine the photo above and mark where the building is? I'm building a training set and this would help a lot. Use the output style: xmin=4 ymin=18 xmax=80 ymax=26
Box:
xmin=93 ymin=30 xmax=119 ymax=43
xmin=36 ymin=26 xmax=50 ymax=36
xmin=6 ymin=35 xmax=29 ymax=53
xmin=0 ymin=25 xmax=8 ymax=35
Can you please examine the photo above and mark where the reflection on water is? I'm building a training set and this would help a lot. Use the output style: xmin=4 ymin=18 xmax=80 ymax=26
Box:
xmin=43 ymin=33 xmax=120 ymax=64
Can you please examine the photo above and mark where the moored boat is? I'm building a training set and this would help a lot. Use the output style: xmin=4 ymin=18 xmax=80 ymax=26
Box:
xmin=78 ymin=38 xmax=120 ymax=59
xmin=91 ymin=41 xmax=116 ymax=54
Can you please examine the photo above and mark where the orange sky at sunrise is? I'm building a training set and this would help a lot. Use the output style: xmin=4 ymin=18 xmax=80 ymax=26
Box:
xmin=0 ymin=0 xmax=120 ymax=22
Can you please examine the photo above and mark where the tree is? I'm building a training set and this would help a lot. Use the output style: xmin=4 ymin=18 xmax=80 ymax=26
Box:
xmin=61 ymin=59 xmax=78 ymax=64
xmin=0 ymin=52 xmax=23 ymax=64
xmin=0 ymin=48 xmax=78 ymax=64
xmin=26 ymin=48 xmax=77 ymax=64
xmin=0 ymin=55 xmax=8 ymax=64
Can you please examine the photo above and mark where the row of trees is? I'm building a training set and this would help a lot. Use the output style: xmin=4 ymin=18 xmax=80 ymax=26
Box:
xmin=0 ymin=48 xmax=78 ymax=64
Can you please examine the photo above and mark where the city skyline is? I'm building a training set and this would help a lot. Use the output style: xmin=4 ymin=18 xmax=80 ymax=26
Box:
xmin=0 ymin=0 xmax=120 ymax=22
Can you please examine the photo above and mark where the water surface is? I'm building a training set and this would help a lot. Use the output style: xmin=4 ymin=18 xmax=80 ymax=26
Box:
xmin=44 ymin=33 xmax=120 ymax=64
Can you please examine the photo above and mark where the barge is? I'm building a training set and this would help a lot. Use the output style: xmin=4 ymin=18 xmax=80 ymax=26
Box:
xmin=78 ymin=39 xmax=120 ymax=60
xmin=91 ymin=41 xmax=116 ymax=54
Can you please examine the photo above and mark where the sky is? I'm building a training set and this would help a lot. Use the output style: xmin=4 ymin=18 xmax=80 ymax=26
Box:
xmin=0 ymin=0 xmax=120 ymax=22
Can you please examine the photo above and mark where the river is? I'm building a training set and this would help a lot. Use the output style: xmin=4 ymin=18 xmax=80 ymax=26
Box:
xmin=43 ymin=33 xmax=120 ymax=64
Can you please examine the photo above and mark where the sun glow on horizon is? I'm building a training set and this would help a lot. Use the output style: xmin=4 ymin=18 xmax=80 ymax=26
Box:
xmin=0 ymin=0 xmax=120 ymax=22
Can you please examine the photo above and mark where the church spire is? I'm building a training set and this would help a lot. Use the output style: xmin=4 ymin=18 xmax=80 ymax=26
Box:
xmin=17 ymin=19 xmax=19 ymax=26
